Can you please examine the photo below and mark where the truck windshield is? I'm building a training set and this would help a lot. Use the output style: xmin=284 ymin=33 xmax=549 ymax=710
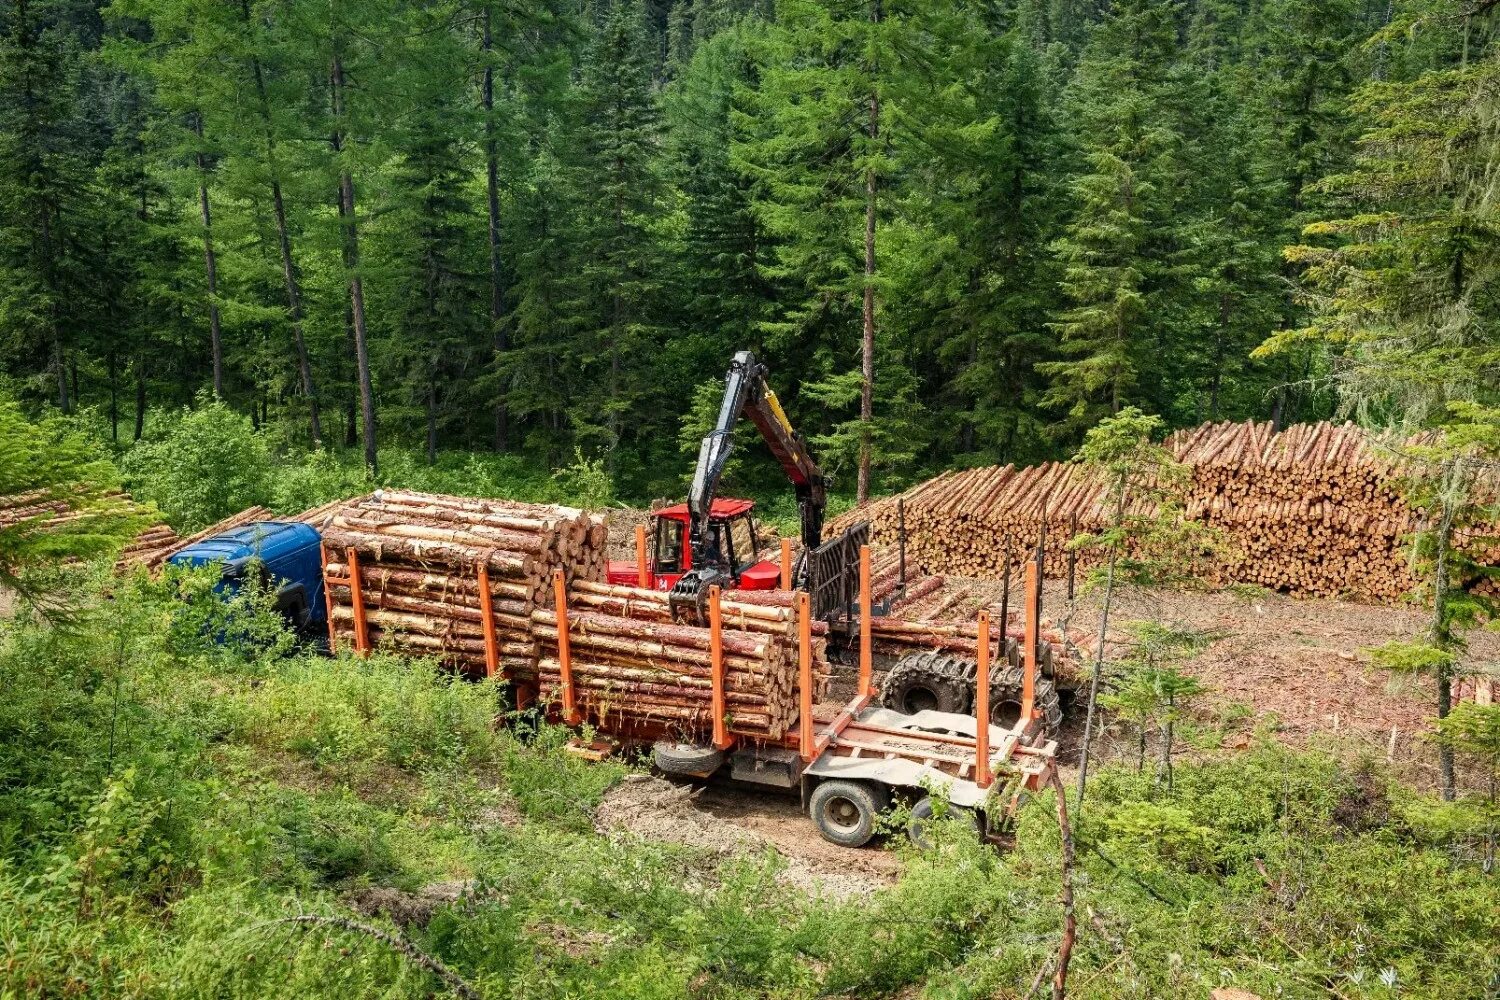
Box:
xmin=654 ymin=518 xmax=685 ymax=573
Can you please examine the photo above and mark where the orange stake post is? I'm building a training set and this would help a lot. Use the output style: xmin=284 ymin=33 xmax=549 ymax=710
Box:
xmin=709 ymin=585 xmax=731 ymax=750
xmin=858 ymin=544 xmax=873 ymax=698
xmin=797 ymin=591 xmax=814 ymax=762
xmin=476 ymin=563 xmax=500 ymax=678
xmin=553 ymin=569 xmax=581 ymax=724
xmin=779 ymin=538 xmax=793 ymax=590
xmin=975 ymin=609 xmax=992 ymax=787
xmin=319 ymin=543 xmax=339 ymax=653
xmin=1022 ymin=560 xmax=1039 ymax=724
xmin=635 ymin=523 xmax=650 ymax=588
xmin=345 ymin=546 xmax=370 ymax=656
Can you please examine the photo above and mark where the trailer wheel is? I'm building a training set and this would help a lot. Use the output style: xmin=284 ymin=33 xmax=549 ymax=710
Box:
xmin=652 ymin=742 xmax=725 ymax=776
xmin=809 ymin=780 xmax=888 ymax=848
xmin=987 ymin=665 xmax=1064 ymax=736
xmin=906 ymin=796 xmax=984 ymax=849
xmin=881 ymin=652 xmax=973 ymax=715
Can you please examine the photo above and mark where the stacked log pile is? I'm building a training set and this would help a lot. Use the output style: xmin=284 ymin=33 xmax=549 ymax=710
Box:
xmin=116 ymin=505 xmax=274 ymax=571
xmin=828 ymin=420 xmax=1498 ymax=605
xmin=321 ymin=491 xmax=607 ymax=675
xmin=528 ymin=581 xmax=830 ymax=740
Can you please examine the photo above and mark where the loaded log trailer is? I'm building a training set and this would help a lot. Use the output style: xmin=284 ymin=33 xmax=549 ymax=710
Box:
xmin=165 ymin=512 xmax=1060 ymax=848
xmin=157 ymin=352 xmax=1065 ymax=846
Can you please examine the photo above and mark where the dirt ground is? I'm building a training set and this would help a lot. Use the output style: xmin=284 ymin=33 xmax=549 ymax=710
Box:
xmin=593 ymin=773 xmax=899 ymax=898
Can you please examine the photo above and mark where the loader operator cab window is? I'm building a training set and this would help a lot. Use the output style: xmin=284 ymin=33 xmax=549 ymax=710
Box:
xmin=726 ymin=515 xmax=758 ymax=575
xmin=654 ymin=517 xmax=685 ymax=574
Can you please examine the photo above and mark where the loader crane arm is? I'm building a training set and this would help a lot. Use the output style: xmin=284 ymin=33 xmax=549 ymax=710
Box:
xmin=686 ymin=350 xmax=827 ymax=582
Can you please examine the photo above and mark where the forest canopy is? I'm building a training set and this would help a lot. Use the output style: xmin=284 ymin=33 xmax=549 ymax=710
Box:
xmin=0 ymin=0 xmax=1492 ymax=500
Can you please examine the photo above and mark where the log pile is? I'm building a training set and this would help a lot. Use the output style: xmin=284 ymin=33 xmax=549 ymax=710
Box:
xmin=528 ymin=582 xmax=830 ymax=740
xmin=828 ymin=420 xmax=1498 ymax=605
xmin=321 ymin=491 xmax=608 ymax=676
xmin=116 ymin=505 xmax=274 ymax=571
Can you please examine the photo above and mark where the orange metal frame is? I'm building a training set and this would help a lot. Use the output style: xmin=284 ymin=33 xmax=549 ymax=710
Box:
xmin=635 ymin=524 xmax=651 ymax=588
xmin=708 ymin=585 xmax=732 ymax=750
xmin=779 ymin=538 xmax=793 ymax=590
xmin=320 ymin=544 xmax=371 ymax=656
xmin=974 ymin=610 xmax=992 ymax=787
xmin=1022 ymin=561 xmax=1039 ymax=723
xmin=476 ymin=563 xmax=500 ymax=678
xmin=553 ymin=569 xmax=582 ymax=724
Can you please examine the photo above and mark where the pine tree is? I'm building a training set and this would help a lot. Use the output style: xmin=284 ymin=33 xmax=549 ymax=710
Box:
xmin=1039 ymin=0 xmax=1182 ymax=440
xmin=566 ymin=1 xmax=666 ymax=460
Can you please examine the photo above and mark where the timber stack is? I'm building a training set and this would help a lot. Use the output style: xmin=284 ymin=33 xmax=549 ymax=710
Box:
xmin=321 ymin=490 xmax=608 ymax=676
xmin=116 ymin=504 xmax=275 ymax=571
xmin=829 ymin=419 xmax=1497 ymax=604
xmin=529 ymin=581 xmax=830 ymax=740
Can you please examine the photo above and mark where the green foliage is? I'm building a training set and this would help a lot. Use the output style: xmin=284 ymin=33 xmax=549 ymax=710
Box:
xmin=0 ymin=397 xmax=147 ymax=601
xmin=122 ymin=397 xmax=272 ymax=531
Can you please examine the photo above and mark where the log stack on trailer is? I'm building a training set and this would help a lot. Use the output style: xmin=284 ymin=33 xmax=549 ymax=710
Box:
xmin=829 ymin=419 xmax=1498 ymax=605
xmin=530 ymin=581 xmax=830 ymax=740
xmin=320 ymin=490 xmax=607 ymax=677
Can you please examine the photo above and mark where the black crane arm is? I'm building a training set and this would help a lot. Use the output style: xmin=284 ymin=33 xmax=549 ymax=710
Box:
xmin=686 ymin=350 xmax=827 ymax=568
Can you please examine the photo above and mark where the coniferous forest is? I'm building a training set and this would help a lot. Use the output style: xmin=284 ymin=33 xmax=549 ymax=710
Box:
xmin=7 ymin=0 xmax=1489 ymax=498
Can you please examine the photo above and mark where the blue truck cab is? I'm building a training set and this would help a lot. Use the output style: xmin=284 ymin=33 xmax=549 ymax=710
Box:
xmin=168 ymin=521 xmax=326 ymax=634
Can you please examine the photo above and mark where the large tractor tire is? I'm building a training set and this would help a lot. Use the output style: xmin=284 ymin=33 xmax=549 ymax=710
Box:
xmin=880 ymin=652 xmax=973 ymax=715
xmin=986 ymin=664 xmax=1064 ymax=736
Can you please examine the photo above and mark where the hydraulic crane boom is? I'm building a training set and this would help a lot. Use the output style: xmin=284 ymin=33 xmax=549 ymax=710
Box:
xmin=687 ymin=350 xmax=827 ymax=579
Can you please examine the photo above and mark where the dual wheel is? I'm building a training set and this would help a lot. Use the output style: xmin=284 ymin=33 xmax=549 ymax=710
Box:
xmin=809 ymin=780 xmax=980 ymax=849
xmin=881 ymin=651 xmax=1065 ymax=735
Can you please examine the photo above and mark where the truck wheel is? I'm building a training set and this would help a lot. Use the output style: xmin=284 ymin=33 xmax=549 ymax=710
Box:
xmin=881 ymin=652 xmax=973 ymax=715
xmin=987 ymin=665 xmax=1064 ymax=737
xmin=652 ymin=742 xmax=725 ymax=776
xmin=906 ymin=796 xmax=984 ymax=849
xmin=809 ymin=780 xmax=888 ymax=848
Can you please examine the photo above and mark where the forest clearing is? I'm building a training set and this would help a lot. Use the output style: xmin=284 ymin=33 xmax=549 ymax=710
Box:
xmin=5 ymin=0 xmax=1500 ymax=996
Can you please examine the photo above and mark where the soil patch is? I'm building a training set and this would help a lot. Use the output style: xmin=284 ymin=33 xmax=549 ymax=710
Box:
xmin=594 ymin=774 xmax=897 ymax=899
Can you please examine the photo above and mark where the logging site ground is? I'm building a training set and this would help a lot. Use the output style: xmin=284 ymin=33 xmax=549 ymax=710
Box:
xmin=5 ymin=421 xmax=1500 ymax=1000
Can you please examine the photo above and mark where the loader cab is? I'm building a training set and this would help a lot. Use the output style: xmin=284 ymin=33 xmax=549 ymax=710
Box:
xmin=607 ymin=498 xmax=781 ymax=592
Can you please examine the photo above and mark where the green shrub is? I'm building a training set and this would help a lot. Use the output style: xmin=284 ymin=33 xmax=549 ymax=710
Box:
xmin=122 ymin=397 xmax=273 ymax=530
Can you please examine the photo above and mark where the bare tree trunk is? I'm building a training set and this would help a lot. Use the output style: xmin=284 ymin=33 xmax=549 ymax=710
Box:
xmin=858 ymin=10 xmax=879 ymax=506
xmin=108 ymin=349 xmax=118 ymax=442
xmin=483 ymin=4 xmax=508 ymax=452
xmin=332 ymin=51 xmax=377 ymax=475
xmin=427 ymin=382 xmax=438 ymax=465
xmin=1047 ymin=769 xmax=1077 ymax=1000
xmin=1076 ymin=473 xmax=1124 ymax=806
xmin=1157 ymin=692 xmax=1175 ymax=791
xmin=192 ymin=113 xmax=225 ymax=399
xmin=133 ymin=360 xmax=146 ymax=440
xmin=1431 ymin=463 xmax=1460 ymax=802
xmin=243 ymin=8 xmax=322 ymax=447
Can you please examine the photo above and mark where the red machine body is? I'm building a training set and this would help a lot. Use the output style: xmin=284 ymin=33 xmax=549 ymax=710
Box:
xmin=606 ymin=498 xmax=781 ymax=592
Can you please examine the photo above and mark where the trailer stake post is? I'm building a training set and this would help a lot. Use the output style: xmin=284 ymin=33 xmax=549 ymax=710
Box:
xmin=798 ymin=591 xmax=814 ymax=763
xmin=897 ymin=497 xmax=907 ymax=586
xmin=635 ymin=524 xmax=650 ymax=588
xmin=975 ymin=609 xmax=992 ymax=788
xmin=477 ymin=562 xmax=499 ymax=678
xmin=345 ymin=546 xmax=369 ymax=656
xmin=709 ymin=584 xmax=732 ymax=749
xmin=319 ymin=543 xmax=339 ymax=653
xmin=1066 ymin=511 xmax=1078 ymax=602
xmin=999 ymin=537 xmax=1011 ymax=651
xmin=554 ymin=569 xmax=581 ymax=725
xmin=780 ymin=537 xmax=793 ymax=591
xmin=1023 ymin=559 xmax=1040 ymax=726
xmin=858 ymin=544 xmax=873 ymax=699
